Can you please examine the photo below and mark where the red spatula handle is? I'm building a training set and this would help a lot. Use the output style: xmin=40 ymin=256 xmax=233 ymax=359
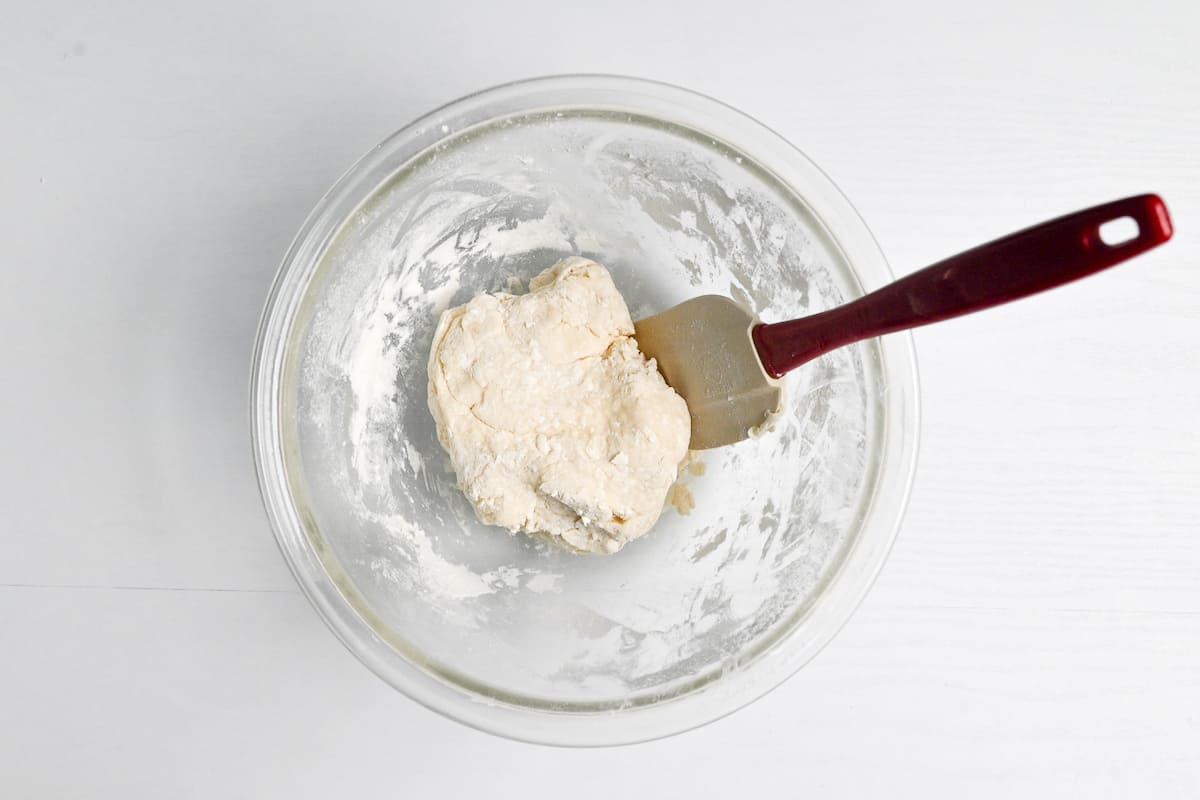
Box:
xmin=753 ymin=194 xmax=1173 ymax=378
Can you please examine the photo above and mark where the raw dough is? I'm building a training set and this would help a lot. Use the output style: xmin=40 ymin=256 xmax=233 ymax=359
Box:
xmin=427 ymin=257 xmax=690 ymax=554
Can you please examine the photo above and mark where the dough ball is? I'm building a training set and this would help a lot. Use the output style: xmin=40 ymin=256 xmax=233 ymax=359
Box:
xmin=427 ymin=257 xmax=690 ymax=554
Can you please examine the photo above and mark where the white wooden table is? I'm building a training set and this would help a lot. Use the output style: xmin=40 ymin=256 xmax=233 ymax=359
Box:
xmin=3 ymin=1 xmax=1197 ymax=795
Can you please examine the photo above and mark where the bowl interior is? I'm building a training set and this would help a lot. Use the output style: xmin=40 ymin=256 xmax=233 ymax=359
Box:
xmin=277 ymin=102 xmax=897 ymax=718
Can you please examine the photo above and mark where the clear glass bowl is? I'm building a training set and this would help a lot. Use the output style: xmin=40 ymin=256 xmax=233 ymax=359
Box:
xmin=251 ymin=75 xmax=919 ymax=745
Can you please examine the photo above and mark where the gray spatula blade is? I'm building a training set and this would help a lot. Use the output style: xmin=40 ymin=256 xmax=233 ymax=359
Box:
xmin=634 ymin=295 xmax=783 ymax=449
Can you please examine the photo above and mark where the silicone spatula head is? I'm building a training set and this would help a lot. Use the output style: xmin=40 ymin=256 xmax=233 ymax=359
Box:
xmin=634 ymin=295 xmax=783 ymax=450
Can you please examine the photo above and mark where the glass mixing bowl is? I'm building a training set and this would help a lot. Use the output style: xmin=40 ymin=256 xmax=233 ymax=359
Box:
xmin=251 ymin=75 xmax=919 ymax=745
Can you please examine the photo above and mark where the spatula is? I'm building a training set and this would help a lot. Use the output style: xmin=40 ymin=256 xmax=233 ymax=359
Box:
xmin=635 ymin=193 xmax=1174 ymax=450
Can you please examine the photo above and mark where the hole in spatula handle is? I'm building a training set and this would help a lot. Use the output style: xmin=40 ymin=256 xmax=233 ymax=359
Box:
xmin=1099 ymin=216 xmax=1139 ymax=247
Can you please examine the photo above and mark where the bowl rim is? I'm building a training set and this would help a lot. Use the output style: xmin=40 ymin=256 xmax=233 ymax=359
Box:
xmin=250 ymin=73 xmax=921 ymax=746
